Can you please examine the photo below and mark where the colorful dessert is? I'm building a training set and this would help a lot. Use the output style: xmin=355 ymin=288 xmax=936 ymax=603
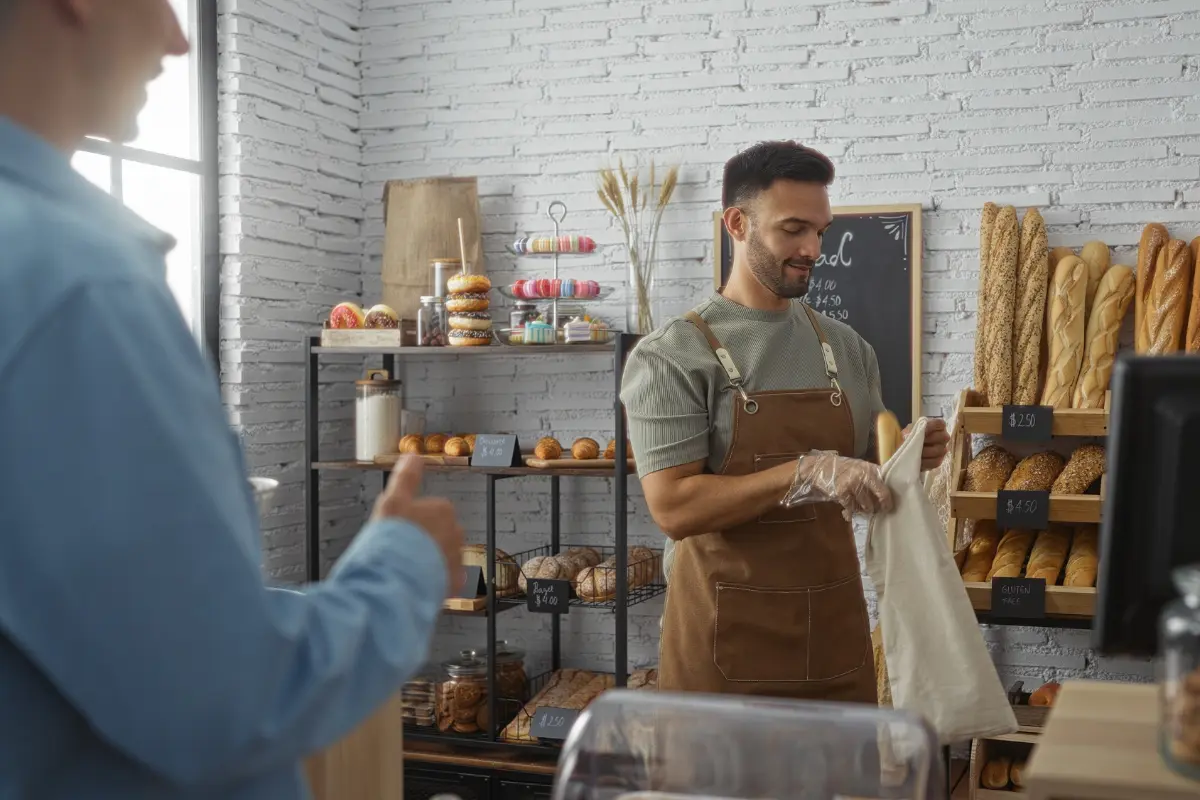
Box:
xmin=508 ymin=278 xmax=601 ymax=300
xmin=589 ymin=318 xmax=611 ymax=342
xmin=329 ymin=301 xmax=365 ymax=329
xmin=363 ymin=304 xmax=399 ymax=329
xmin=511 ymin=235 xmax=596 ymax=255
xmin=563 ymin=317 xmax=592 ymax=344
xmin=524 ymin=319 xmax=555 ymax=345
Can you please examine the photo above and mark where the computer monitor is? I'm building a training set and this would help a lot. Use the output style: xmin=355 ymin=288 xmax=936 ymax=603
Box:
xmin=1095 ymin=354 xmax=1200 ymax=657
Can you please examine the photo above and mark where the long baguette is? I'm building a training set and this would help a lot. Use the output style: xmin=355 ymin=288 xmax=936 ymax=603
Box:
xmin=1064 ymin=526 xmax=1098 ymax=588
xmin=1079 ymin=240 xmax=1110 ymax=318
xmin=1042 ymin=246 xmax=1075 ymax=394
xmin=983 ymin=206 xmax=1019 ymax=406
xmin=1049 ymin=246 xmax=1075 ymax=271
xmin=1073 ymin=265 xmax=1135 ymax=408
xmin=988 ymin=529 xmax=1035 ymax=580
xmin=1026 ymin=526 xmax=1072 ymax=583
xmin=974 ymin=203 xmax=1000 ymax=400
xmin=1135 ymin=223 xmax=1169 ymax=353
xmin=1012 ymin=209 xmax=1049 ymax=404
xmin=1190 ymin=237 xmax=1200 ymax=353
xmin=1040 ymin=255 xmax=1087 ymax=408
xmin=961 ymin=520 xmax=1000 ymax=582
xmin=1146 ymin=239 xmax=1194 ymax=355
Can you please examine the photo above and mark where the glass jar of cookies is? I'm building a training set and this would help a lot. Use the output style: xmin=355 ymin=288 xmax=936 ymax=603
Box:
xmin=487 ymin=640 xmax=528 ymax=701
xmin=437 ymin=650 xmax=489 ymax=735
xmin=1161 ymin=564 xmax=1200 ymax=778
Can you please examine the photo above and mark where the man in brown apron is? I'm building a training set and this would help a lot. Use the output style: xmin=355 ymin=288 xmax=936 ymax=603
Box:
xmin=620 ymin=141 xmax=948 ymax=704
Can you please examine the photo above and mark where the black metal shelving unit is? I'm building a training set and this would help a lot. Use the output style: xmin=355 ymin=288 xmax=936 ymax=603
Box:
xmin=303 ymin=334 xmax=644 ymax=761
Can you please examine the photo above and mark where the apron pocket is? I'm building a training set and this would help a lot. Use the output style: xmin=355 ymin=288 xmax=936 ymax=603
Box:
xmin=713 ymin=582 xmax=810 ymax=682
xmin=753 ymin=453 xmax=818 ymax=524
xmin=807 ymin=575 xmax=870 ymax=681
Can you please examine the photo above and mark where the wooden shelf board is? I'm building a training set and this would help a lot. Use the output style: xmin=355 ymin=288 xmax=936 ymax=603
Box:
xmin=313 ymin=344 xmax=616 ymax=356
xmin=959 ymin=406 xmax=1108 ymax=438
xmin=950 ymin=491 xmax=1102 ymax=524
xmin=403 ymin=743 xmax=559 ymax=776
xmin=964 ymin=582 xmax=1096 ymax=618
xmin=313 ymin=460 xmax=634 ymax=478
xmin=975 ymin=789 xmax=1024 ymax=799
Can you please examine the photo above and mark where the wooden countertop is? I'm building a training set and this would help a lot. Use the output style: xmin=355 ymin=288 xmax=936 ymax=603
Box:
xmin=1025 ymin=680 xmax=1200 ymax=799
xmin=403 ymin=740 xmax=560 ymax=776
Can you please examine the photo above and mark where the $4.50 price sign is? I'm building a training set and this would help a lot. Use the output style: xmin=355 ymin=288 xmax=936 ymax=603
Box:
xmin=1001 ymin=404 xmax=1053 ymax=442
xmin=996 ymin=490 xmax=1049 ymax=530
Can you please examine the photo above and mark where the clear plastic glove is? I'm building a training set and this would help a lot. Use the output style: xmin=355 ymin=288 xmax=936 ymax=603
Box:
xmin=781 ymin=450 xmax=894 ymax=521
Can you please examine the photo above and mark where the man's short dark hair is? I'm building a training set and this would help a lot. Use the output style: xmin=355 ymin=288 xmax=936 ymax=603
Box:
xmin=722 ymin=141 xmax=836 ymax=209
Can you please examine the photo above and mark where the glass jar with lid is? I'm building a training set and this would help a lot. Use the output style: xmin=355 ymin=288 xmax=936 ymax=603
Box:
xmin=430 ymin=257 xmax=462 ymax=298
xmin=488 ymin=640 xmax=528 ymax=701
xmin=437 ymin=650 xmax=489 ymax=734
xmin=354 ymin=369 xmax=402 ymax=462
xmin=418 ymin=295 xmax=447 ymax=346
xmin=1161 ymin=564 xmax=1200 ymax=777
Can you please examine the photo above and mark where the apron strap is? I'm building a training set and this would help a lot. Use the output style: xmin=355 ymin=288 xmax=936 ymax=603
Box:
xmin=801 ymin=304 xmax=845 ymax=407
xmin=683 ymin=311 xmax=759 ymax=415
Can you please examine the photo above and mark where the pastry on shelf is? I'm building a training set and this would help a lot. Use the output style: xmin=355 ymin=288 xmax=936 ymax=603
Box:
xmin=982 ymin=757 xmax=1012 ymax=789
xmin=563 ymin=545 xmax=601 ymax=568
xmin=988 ymin=529 xmax=1035 ymax=580
xmin=1064 ymin=525 xmax=1098 ymax=587
xmin=1026 ymin=525 xmax=1071 ymax=583
xmin=523 ymin=319 xmax=555 ymax=345
xmin=399 ymin=434 xmax=424 ymax=454
xmin=507 ymin=277 xmax=603 ymax=299
xmin=445 ymin=274 xmax=492 ymax=347
xmin=964 ymin=445 xmax=1017 ymax=492
xmin=424 ymin=433 xmax=448 ymax=454
xmin=571 ymin=437 xmax=599 ymax=460
xmin=534 ymin=436 xmax=562 ymax=460
xmin=1051 ymin=444 xmax=1105 ymax=495
xmin=589 ymin=318 xmax=612 ymax=341
xmin=444 ymin=436 xmax=471 ymax=457
xmin=1004 ymin=451 xmax=1066 ymax=492
xmin=363 ymin=303 xmax=399 ymax=329
xmin=575 ymin=565 xmax=616 ymax=603
xmin=564 ymin=316 xmax=592 ymax=344
xmin=1031 ymin=680 xmax=1061 ymax=707
xmin=603 ymin=438 xmax=632 ymax=460
xmin=960 ymin=520 xmax=999 ymax=582
xmin=329 ymin=301 xmax=365 ymax=329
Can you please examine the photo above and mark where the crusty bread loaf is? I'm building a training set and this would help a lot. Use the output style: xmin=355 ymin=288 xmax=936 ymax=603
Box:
xmin=1136 ymin=223 xmax=1169 ymax=353
xmin=1012 ymin=208 xmax=1049 ymax=404
xmin=983 ymin=206 xmax=1019 ymax=405
xmin=1073 ymin=265 xmax=1135 ymax=409
xmin=965 ymin=445 xmax=1018 ymax=492
xmin=974 ymin=203 xmax=1000 ymax=399
xmin=1042 ymin=246 xmax=1075 ymax=393
xmin=1026 ymin=526 xmax=1071 ymax=583
xmin=1011 ymin=761 xmax=1026 ymax=789
xmin=1052 ymin=444 xmax=1105 ymax=495
xmin=462 ymin=543 xmax=519 ymax=595
xmin=1146 ymin=239 xmax=1194 ymax=355
xmin=1031 ymin=680 xmax=1062 ymax=707
xmin=989 ymin=529 xmax=1035 ymax=579
xmin=961 ymin=519 xmax=1000 ymax=582
xmin=983 ymin=757 xmax=1012 ymax=790
xmin=1064 ymin=526 xmax=1098 ymax=587
xmin=1079 ymin=240 xmax=1111 ymax=317
xmin=1005 ymin=451 xmax=1066 ymax=491
xmin=517 ymin=554 xmax=571 ymax=593
xmin=501 ymin=669 xmax=596 ymax=742
xmin=1040 ymin=255 xmax=1087 ymax=408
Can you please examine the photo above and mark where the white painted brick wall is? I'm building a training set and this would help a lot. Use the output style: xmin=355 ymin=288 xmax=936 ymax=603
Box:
xmin=221 ymin=0 xmax=1200 ymax=685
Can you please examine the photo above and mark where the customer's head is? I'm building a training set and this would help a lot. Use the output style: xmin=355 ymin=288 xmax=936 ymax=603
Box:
xmin=721 ymin=141 xmax=835 ymax=299
xmin=0 ymin=0 xmax=189 ymax=146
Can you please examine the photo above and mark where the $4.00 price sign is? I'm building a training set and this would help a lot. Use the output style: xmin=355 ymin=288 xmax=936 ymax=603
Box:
xmin=527 ymin=578 xmax=570 ymax=614
xmin=996 ymin=490 xmax=1050 ymax=530
xmin=1001 ymin=404 xmax=1053 ymax=442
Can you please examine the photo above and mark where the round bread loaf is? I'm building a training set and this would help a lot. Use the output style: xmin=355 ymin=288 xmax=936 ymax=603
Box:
xmin=517 ymin=554 xmax=570 ymax=593
xmin=575 ymin=565 xmax=616 ymax=602
xmin=564 ymin=545 xmax=601 ymax=567
xmin=462 ymin=543 xmax=518 ymax=594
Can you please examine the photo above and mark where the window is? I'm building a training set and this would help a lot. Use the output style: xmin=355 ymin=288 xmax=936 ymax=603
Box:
xmin=70 ymin=0 xmax=219 ymax=360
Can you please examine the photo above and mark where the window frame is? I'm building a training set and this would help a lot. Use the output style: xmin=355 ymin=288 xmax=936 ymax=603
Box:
xmin=75 ymin=0 xmax=220 ymax=363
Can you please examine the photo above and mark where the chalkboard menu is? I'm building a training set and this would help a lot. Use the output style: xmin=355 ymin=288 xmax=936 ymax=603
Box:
xmin=714 ymin=204 xmax=922 ymax=427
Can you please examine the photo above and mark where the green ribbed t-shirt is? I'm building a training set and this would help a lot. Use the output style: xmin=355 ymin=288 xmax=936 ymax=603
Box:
xmin=620 ymin=293 xmax=887 ymax=579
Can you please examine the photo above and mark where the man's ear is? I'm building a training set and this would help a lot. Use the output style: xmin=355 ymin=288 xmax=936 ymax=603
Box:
xmin=723 ymin=206 xmax=749 ymax=244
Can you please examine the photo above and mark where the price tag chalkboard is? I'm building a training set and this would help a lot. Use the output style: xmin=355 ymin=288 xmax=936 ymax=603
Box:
xmin=991 ymin=577 xmax=1046 ymax=619
xmin=530 ymin=707 xmax=580 ymax=740
xmin=455 ymin=566 xmax=485 ymax=599
xmin=1002 ymin=405 xmax=1053 ymax=442
xmin=716 ymin=205 xmax=921 ymax=428
xmin=527 ymin=578 xmax=570 ymax=614
xmin=996 ymin=490 xmax=1050 ymax=530
xmin=470 ymin=434 xmax=522 ymax=468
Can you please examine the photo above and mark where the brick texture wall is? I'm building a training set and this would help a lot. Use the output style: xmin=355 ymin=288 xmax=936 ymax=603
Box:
xmin=221 ymin=0 xmax=1200 ymax=686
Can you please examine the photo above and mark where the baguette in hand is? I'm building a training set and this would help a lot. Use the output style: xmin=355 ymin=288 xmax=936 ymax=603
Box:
xmin=1135 ymin=223 xmax=1169 ymax=353
xmin=1040 ymin=255 xmax=1087 ymax=408
xmin=1073 ymin=265 xmax=1134 ymax=409
xmin=1012 ymin=208 xmax=1049 ymax=404
xmin=1146 ymin=239 xmax=1194 ymax=355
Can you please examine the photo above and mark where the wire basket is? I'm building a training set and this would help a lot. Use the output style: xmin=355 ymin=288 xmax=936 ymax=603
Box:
xmin=499 ymin=544 xmax=666 ymax=609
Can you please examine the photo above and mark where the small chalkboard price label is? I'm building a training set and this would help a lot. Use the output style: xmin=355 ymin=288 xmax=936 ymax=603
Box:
xmin=992 ymin=577 xmax=1046 ymax=619
xmin=470 ymin=434 xmax=522 ymax=468
xmin=996 ymin=490 xmax=1050 ymax=530
xmin=1001 ymin=405 xmax=1053 ymax=442
xmin=456 ymin=566 xmax=484 ymax=599
xmin=527 ymin=578 xmax=570 ymax=614
xmin=530 ymin=707 xmax=580 ymax=740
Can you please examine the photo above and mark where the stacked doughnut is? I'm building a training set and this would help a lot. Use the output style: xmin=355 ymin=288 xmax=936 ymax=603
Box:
xmin=509 ymin=278 xmax=601 ymax=300
xmin=446 ymin=273 xmax=492 ymax=347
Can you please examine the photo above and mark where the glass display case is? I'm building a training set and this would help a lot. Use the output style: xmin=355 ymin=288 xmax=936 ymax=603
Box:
xmin=552 ymin=690 xmax=943 ymax=800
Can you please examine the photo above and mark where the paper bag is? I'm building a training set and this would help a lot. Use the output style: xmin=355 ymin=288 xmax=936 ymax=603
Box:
xmin=381 ymin=177 xmax=484 ymax=319
xmin=865 ymin=417 xmax=1017 ymax=745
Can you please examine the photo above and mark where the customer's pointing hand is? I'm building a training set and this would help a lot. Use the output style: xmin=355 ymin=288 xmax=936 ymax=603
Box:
xmin=371 ymin=455 xmax=465 ymax=596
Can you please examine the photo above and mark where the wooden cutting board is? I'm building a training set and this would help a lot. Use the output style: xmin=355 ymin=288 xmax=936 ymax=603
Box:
xmin=373 ymin=454 xmax=470 ymax=467
xmin=523 ymin=457 xmax=637 ymax=470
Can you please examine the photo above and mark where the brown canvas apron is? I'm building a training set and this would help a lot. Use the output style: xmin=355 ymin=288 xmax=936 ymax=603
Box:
xmin=658 ymin=304 xmax=876 ymax=705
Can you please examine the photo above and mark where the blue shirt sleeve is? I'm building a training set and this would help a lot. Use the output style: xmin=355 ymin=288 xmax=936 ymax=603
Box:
xmin=0 ymin=275 xmax=447 ymax=785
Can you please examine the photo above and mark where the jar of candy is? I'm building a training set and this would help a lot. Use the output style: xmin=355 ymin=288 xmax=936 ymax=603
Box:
xmin=418 ymin=295 xmax=447 ymax=346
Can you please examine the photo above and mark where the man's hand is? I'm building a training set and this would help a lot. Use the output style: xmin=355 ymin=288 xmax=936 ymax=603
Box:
xmin=784 ymin=452 xmax=894 ymax=521
xmin=371 ymin=455 xmax=465 ymax=596
xmin=904 ymin=418 xmax=950 ymax=472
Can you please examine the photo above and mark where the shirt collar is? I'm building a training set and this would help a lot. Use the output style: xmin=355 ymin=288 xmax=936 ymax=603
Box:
xmin=0 ymin=116 xmax=175 ymax=254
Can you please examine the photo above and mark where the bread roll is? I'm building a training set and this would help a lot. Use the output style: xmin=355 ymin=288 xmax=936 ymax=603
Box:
xmin=1012 ymin=208 xmax=1049 ymax=404
xmin=1040 ymin=255 xmax=1087 ymax=408
xmin=1136 ymin=223 xmax=1169 ymax=353
xmin=961 ymin=520 xmax=1000 ymax=582
xmin=399 ymin=434 xmax=424 ymax=454
xmin=424 ymin=433 xmax=448 ymax=454
xmin=563 ymin=545 xmax=601 ymax=567
xmin=1052 ymin=444 xmax=1105 ymax=495
xmin=444 ymin=436 xmax=471 ymax=457
xmin=983 ymin=206 xmax=1019 ymax=405
xmin=1073 ymin=265 xmax=1135 ymax=409
xmin=1079 ymin=240 xmax=1111 ymax=316
xmin=988 ymin=529 xmax=1035 ymax=580
xmin=1146 ymin=239 xmax=1194 ymax=355
xmin=1026 ymin=526 xmax=1071 ymax=583
xmin=1004 ymin=451 xmax=1065 ymax=492
xmin=965 ymin=445 xmax=1017 ymax=492
xmin=1011 ymin=761 xmax=1026 ymax=789
xmin=982 ymin=757 xmax=1012 ymax=790
xmin=974 ymin=202 xmax=1000 ymax=399
xmin=571 ymin=437 xmax=599 ymax=460
xmin=574 ymin=565 xmax=616 ymax=602
xmin=1064 ymin=525 xmax=1098 ymax=587
xmin=517 ymin=555 xmax=571 ymax=593
xmin=534 ymin=436 xmax=562 ymax=460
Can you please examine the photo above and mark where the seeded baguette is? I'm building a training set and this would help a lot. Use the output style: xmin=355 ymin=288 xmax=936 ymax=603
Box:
xmin=1146 ymin=239 xmax=1194 ymax=355
xmin=1073 ymin=265 xmax=1134 ymax=409
xmin=974 ymin=203 xmax=1000 ymax=401
xmin=984 ymin=206 xmax=1019 ymax=406
xmin=1012 ymin=208 xmax=1049 ymax=404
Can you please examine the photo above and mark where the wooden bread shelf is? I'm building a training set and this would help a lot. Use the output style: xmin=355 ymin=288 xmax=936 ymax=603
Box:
xmin=957 ymin=389 xmax=1109 ymax=438
xmin=963 ymin=582 xmax=1095 ymax=618
xmin=950 ymin=491 xmax=1103 ymax=524
xmin=970 ymin=730 xmax=1039 ymax=799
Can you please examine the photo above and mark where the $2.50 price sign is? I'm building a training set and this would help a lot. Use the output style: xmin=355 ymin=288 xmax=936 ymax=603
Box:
xmin=996 ymin=490 xmax=1049 ymax=530
xmin=530 ymin=707 xmax=581 ymax=740
xmin=1001 ymin=404 xmax=1053 ymax=442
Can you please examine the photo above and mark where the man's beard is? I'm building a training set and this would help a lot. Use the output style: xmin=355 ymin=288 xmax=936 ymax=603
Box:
xmin=746 ymin=230 xmax=814 ymax=299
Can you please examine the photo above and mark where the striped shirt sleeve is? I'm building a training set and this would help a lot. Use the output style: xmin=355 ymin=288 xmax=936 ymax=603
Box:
xmin=620 ymin=336 xmax=712 ymax=478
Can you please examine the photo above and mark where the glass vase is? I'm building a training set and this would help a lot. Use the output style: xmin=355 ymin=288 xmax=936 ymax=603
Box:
xmin=626 ymin=254 xmax=660 ymax=335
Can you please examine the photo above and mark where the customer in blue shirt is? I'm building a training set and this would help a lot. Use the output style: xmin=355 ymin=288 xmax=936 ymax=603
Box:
xmin=0 ymin=1 xmax=464 ymax=797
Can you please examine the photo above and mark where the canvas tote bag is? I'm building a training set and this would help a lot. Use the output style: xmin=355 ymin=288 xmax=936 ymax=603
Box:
xmin=865 ymin=417 xmax=1017 ymax=745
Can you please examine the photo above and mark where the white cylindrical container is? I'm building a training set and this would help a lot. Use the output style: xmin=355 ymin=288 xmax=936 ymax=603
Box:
xmin=355 ymin=370 xmax=403 ymax=462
